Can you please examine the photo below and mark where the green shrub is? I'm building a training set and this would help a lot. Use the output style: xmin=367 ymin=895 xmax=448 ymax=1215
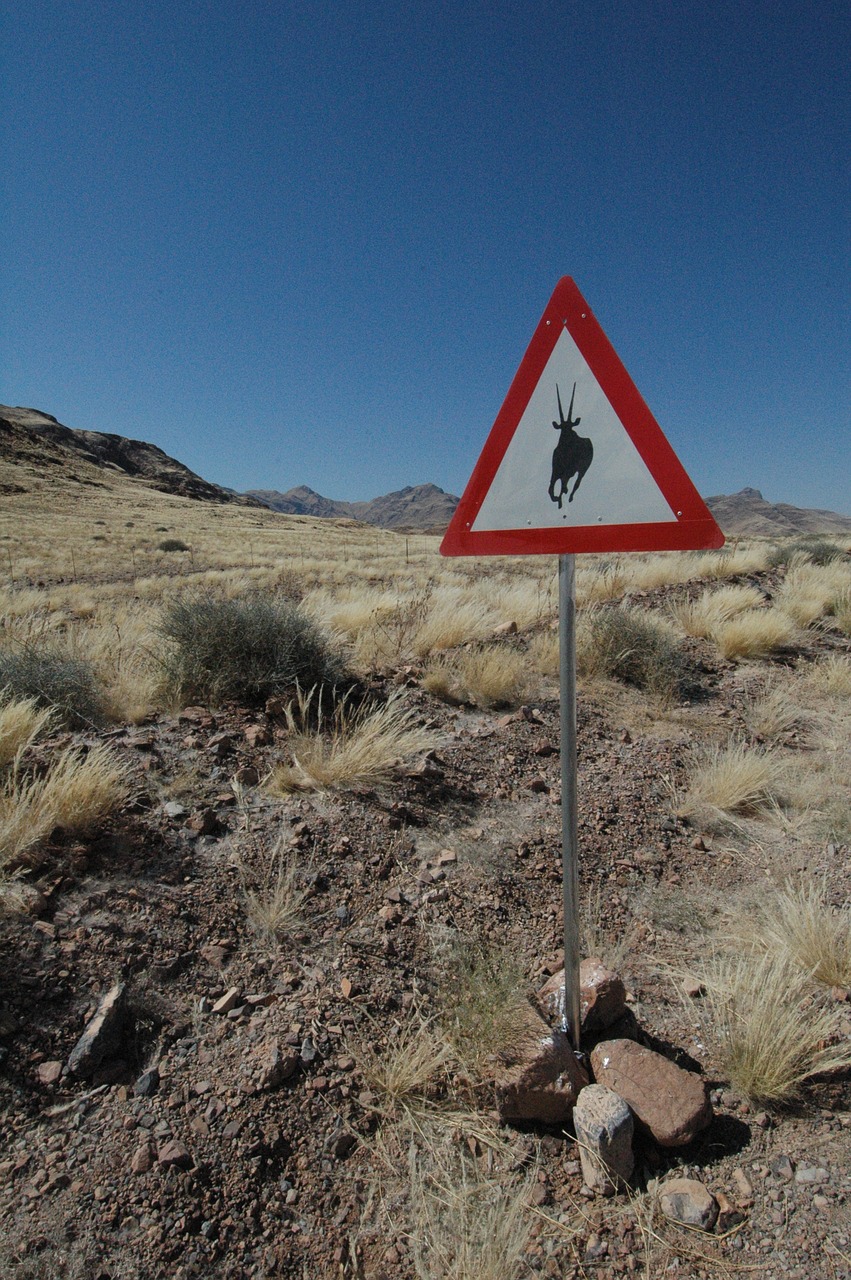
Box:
xmin=576 ymin=605 xmax=686 ymax=701
xmin=157 ymin=591 xmax=345 ymax=707
xmin=157 ymin=538 xmax=190 ymax=553
xmin=0 ymin=648 xmax=105 ymax=729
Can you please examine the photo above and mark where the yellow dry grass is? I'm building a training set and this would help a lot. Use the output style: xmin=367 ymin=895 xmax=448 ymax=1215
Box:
xmin=711 ymin=608 xmax=799 ymax=659
xmin=0 ymin=695 xmax=52 ymax=769
xmin=423 ymin=645 xmax=530 ymax=709
xmin=697 ymin=951 xmax=851 ymax=1104
xmin=773 ymin=557 xmax=851 ymax=627
xmin=669 ymin=584 xmax=763 ymax=638
xmin=268 ymin=690 xmax=439 ymax=793
xmin=238 ymin=840 xmax=311 ymax=942
xmin=0 ymin=744 xmax=129 ymax=868
xmin=677 ymin=742 xmax=786 ymax=824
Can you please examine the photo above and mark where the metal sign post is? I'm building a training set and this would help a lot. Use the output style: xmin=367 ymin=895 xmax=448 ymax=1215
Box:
xmin=559 ymin=554 xmax=581 ymax=1049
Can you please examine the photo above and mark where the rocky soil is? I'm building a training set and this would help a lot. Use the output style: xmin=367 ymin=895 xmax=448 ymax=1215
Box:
xmin=1 ymin=607 xmax=850 ymax=1278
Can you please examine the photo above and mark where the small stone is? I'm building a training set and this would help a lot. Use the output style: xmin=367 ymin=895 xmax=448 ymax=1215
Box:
xmin=255 ymin=1039 xmax=298 ymax=1090
xmin=186 ymin=808 xmax=217 ymax=835
xmin=770 ymin=1155 xmax=794 ymax=1182
xmin=813 ymin=1194 xmax=830 ymax=1211
xmin=731 ymin=1168 xmax=754 ymax=1203
xmin=212 ymin=987 xmax=240 ymax=1015
xmin=233 ymin=765 xmax=260 ymax=787
xmin=794 ymin=1165 xmax=829 ymax=1185
xmin=714 ymin=1190 xmax=744 ymax=1232
xmin=538 ymin=959 xmax=626 ymax=1032
xmin=163 ymin=801 xmax=188 ymax=819
xmin=682 ymin=975 xmax=705 ymax=999
xmin=35 ymin=1061 xmax=63 ymax=1086
xmin=657 ymin=1177 xmax=718 ymax=1231
xmin=66 ymin=983 xmax=126 ymax=1078
xmin=134 ymin=1067 xmax=160 ymax=1098
xmin=130 ymin=1140 xmax=157 ymax=1175
xmin=244 ymin=724 xmax=272 ymax=748
xmin=493 ymin=620 xmax=518 ymax=636
xmin=572 ymin=1084 xmax=634 ymax=1195
xmin=157 ymin=1140 xmax=192 ymax=1170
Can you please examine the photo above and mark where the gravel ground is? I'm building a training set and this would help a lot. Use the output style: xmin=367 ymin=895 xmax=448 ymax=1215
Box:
xmin=1 ymin=590 xmax=849 ymax=1279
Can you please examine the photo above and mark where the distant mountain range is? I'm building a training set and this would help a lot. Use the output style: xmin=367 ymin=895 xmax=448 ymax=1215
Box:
xmin=1 ymin=405 xmax=848 ymax=538
xmin=245 ymin=483 xmax=459 ymax=532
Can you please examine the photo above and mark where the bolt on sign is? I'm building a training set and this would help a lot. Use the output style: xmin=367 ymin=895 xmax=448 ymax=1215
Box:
xmin=441 ymin=278 xmax=724 ymax=1051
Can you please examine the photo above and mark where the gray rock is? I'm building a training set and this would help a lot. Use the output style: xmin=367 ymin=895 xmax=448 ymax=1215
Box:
xmin=657 ymin=1177 xmax=719 ymax=1231
xmin=572 ymin=1084 xmax=634 ymax=1194
xmin=66 ymin=983 xmax=126 ymax=1078
xmin=794 ymin=1166 xmax=829 ymax=1185
xmin=134 ymin=1067 xmax=160 ymax=1098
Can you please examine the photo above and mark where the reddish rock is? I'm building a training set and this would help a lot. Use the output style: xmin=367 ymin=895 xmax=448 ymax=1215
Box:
xmin=537 ymin=959 xmax=626 ymax=1032
xmin=244 ymin=723 xmax=272 ymax=747
xmin=212 ymin=987 xmax=240 ymax=1015
xmin=157 ymin=1139 xmax=192 ymax=1170
xmin=493 ymin=1001 xmax=588 ymax=1124
xmin=36 ymin=1060 xmax=63 ymax=1086
xmin=186 ymin=808 xmax=218 ymax=835
xmin=254 ymin=1038 xmax=299 ymax=1090
xmin=130 ymin=1139 xmax=157 ymax=1174
xmin=590 ymin=1040 xmax=712 ymax=1147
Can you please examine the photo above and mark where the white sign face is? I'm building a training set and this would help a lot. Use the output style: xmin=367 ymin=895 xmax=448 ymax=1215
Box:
xmin=470 ymin=327 xmax=679 ymax=532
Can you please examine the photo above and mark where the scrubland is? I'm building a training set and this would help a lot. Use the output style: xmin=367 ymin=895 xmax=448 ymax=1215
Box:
xmin=1 ymin=478 xmax=850 ymax=1278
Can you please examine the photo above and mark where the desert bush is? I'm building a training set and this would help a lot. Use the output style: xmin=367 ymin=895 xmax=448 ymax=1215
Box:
xmin=744 ymin=685 xmax=807 ymax=740
xmin=576 ymin=606 xmax=686 ymax=702
xmin=1 ymin=744 xmax=128 ymax=868
xmin=268 ymin=689 xmax=438 ymax=793
xmin=697 ymin=952 xmax=851 ymax=1104
xmin=157 ymin=538 xmax=190 ymax=552
xmin=678 ymin=742 xmax=786 ymax=824
xmin=0 ymin=647 xmax=106 ymax=728
xmin=156 ymin=590 xmax=345 ymax=707
xmin=0 ymin=694 xmax=52 ymax=769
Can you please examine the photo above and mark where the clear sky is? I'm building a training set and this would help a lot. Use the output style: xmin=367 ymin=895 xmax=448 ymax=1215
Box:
xmin=3 ymin=0 xmax=849 ymax=513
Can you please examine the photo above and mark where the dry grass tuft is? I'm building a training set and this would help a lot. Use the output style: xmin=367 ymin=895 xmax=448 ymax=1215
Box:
xmin=527 ymin=630 xmax=559 ymax=677
xmin=711 ymin=609 xmax=799 ymax=659
xmin=238 ymin=840 xmax=310 ymax=941
xmin=773 ymin=558 xmax=851 ymax=627
xmin=269 ymin=690 xmax=439 ymax=793
xmin=677 ymin=742 xmax=786 ymax=825
xmin=576 ymin=606 xmax=686 ymax=703
xmin=697 ymin=951 xmax=851 ymax=1104
xmin=803 ymin=654 xmax=851 ymax=696
xmin=358 ymin=1007 xmax=453 ymax=1109
xmin=0 ymin=744 xmax=129 ymax=868
xmin=423 ymin=645 xmax=529 ymax=709
xmin=670 ymin=584 xmax=763 ymax=638
xmin=405 ymin=1145 xmax=538 ymax=1280
xmin=744 ymin=685 xmax=807 ymax=740
xmin=0 ymin=694 xmax=53 ymax=769
xmin=743 ymin=879 xmax=851 ymax=988
xmin=432 ymin=931 xmax=530 ymax=1079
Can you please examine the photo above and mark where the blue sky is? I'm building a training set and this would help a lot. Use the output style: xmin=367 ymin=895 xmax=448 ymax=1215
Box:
xmin=3 ymin=0 xmax=849 ymax=513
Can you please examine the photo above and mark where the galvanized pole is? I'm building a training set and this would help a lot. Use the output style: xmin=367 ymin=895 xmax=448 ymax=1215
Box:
xmin=559 ymin=554 xmax=581 ymax=1049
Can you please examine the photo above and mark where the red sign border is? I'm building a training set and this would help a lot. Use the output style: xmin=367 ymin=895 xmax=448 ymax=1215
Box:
xmin=440 ymin=278 xmax=724 ymax=556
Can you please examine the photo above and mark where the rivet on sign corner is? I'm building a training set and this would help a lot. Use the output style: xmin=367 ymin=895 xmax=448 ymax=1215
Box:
xmin=677 ymin=511 xmax=683 ymax=517
xmin=581 ymin=312 xmax=587 ymax=319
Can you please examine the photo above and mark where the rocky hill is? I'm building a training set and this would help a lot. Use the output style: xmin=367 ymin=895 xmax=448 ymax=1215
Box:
xmin=0 ymin=406 xmax=261 ymax=507
xmin=705 ymin=487 xmax=851 ymax=538
xmin=245 ymin=482 xmax=459 ymax=532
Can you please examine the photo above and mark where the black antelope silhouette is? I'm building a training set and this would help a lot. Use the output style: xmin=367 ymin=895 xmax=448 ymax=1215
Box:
xmin=548 ymin=382 xmax=593 ymax=508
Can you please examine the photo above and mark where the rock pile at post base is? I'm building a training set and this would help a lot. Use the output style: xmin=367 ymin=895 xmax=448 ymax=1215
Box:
xmin=491 ymin=958 xmax=713 ymax=1207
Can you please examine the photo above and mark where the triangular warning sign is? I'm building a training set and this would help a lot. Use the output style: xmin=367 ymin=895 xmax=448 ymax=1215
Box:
xmin=441 ymin=278 xmax=724 ymax=556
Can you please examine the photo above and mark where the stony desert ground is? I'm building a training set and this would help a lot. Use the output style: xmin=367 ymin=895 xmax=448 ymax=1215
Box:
xmin=0 ymin=465 xmax=850 ymax=1279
